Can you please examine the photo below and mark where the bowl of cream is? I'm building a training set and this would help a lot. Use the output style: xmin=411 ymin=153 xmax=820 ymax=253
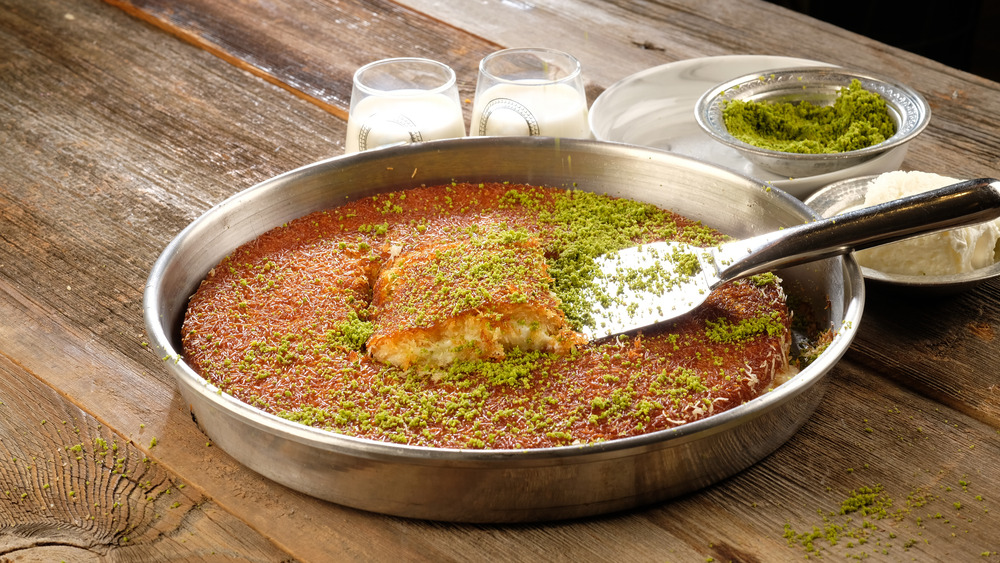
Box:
xmin=806 ymin=170 xmax=1000 ymax=292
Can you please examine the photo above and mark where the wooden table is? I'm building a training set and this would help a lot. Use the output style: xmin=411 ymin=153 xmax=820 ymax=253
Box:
xmin=2 ymin=0 xmax=999 ymax=560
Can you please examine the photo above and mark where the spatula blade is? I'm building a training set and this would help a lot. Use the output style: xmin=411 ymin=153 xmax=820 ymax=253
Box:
xmin=579 ymin=241 xmax=721 ymax=340
xmin=578 ymin=179 xmax=1000 ymax=341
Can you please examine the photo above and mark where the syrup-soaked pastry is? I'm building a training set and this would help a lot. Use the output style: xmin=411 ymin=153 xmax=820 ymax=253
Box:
xmin=182 ymin=182 xmax=794 ymax=449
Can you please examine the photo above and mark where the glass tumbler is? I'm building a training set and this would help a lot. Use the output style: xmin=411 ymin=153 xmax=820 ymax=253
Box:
xmin=470 ymin=48 xmax=590 ymax=139
xmin=345 ymin=58 xmax=466 ymax=154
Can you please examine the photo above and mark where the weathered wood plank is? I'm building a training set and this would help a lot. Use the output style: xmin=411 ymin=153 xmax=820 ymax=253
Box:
xmin=849 ymin=281 xmax=1000 ymax=427
xmin=699 ymin=359 xmax=1000 ymax=561
xmin=103 ymin=0 xmax=499 ymax=122
xmin=0 ymin=0 xmax=347 ymax=374
xmin=0 ymin=355 xmax=296 ymax=562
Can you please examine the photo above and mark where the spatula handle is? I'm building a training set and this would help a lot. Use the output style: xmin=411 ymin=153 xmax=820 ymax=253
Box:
xmin=715 ymin=178 xmax=1000 ymax=283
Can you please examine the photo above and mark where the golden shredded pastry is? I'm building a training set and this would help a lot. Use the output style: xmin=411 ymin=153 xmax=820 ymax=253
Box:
xmin=182 ymin=182 xmax=793 ymax=449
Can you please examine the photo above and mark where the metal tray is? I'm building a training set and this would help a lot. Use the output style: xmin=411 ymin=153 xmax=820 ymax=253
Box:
xmin=143 ymin=137 xmax=863 ymax=522
xmin=806 ymin=174 xmax=1000 ymax=293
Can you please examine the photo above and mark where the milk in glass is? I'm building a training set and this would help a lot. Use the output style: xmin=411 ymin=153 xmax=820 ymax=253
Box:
xmin=471 ymin=82 xmax=590 ymax=139
xmin=346 ymin=91 xmax=465 ymax=153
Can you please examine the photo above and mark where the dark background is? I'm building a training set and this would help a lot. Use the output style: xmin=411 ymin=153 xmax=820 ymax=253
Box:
xmin=766 ymin=1 xmax=1000 ymax=82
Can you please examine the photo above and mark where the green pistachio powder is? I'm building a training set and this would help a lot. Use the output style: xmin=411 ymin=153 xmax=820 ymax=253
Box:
xmin=722 ymin=79 xmax=896 ymax=154
xmin=192 ymin=185 xmax=809 ymax=449
xmin=319 ymin=187 xmax=780 ymax=355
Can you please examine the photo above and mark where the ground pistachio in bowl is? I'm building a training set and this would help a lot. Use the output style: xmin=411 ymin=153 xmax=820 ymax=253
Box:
xmin=694 ymin=67 xmax=930 ymax=178
xmin=722 ymin=79 xmax=894 ymax=153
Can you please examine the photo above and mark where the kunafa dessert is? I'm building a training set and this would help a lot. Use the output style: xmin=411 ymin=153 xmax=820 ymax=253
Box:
xmin=181 ymin=182 xmax=795 ymax=449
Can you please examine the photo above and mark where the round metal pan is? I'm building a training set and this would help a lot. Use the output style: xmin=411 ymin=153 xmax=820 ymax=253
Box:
xmin=143 ymin=137 xmax=863 ymax=522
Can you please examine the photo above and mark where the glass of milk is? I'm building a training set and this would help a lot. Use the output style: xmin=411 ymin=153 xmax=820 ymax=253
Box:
xmin=470 ymin=48 xmax=591 ymax=139
xmin=345 ymin=58 xmax=466 ymax=154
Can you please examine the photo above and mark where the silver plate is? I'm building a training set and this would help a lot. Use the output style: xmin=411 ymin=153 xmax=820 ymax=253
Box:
xmin=143 ymin=137 xmax=864 ymax=522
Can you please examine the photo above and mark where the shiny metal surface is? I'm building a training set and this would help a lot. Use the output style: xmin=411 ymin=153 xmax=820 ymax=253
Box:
xmin=143 ymin=137 xmax=864 ymax=522
xmin=807 ymin=175 xmax=1000 ymax=293
xmin=695 ymin=67 xmax=930 ymax=178
xmin=585 ymin=177 xmax=1000 ymax=339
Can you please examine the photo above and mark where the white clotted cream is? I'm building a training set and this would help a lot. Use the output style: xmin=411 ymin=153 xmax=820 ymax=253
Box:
xmin=855 ymin=171 xmax=1000 ymax=275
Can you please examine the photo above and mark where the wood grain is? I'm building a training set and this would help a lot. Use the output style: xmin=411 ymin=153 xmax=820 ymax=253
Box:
xmin=2 ymin=0 xmax=999 ymax=560
xmin=767 ymin=359 xmax=1000 ymax=561
xmin=850 ymin=281 xmax=1000 ymax=426
xmin=0 ymin=356 xmax=294 ymax=562
xmin=104 ymin=0 xmax=499 ymax=121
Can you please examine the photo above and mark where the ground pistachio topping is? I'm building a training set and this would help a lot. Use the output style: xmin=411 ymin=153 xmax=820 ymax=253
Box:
xmin=181 ymin=182 xmax=800 ymax=449
xmin=722 ymin=79 xmax=896 ymax=154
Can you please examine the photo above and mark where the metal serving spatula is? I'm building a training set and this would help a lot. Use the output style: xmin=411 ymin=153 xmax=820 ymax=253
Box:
xmin=580 ymin=178 xmax=1000 ymax=340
